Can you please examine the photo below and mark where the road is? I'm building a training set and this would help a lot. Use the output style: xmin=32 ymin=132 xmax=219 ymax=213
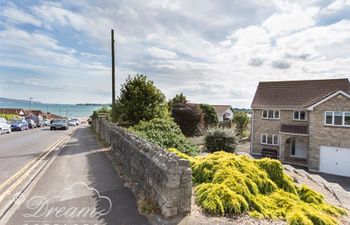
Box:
xmin=4 ymin=125 xmax=149 ymax=225
xmin=0 ymin=127 xmax=70 ymax=185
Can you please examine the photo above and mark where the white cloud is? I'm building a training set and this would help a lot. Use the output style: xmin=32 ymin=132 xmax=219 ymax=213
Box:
xmin=146 ymin=47 xmax=177 ymax=59
xmin=1 ymin=0 xmax=350 ymax=106
xmin=262 ymin=6 xmax=319 ymax=34
xmin=1 ymin=5 xmax=42 ymax=27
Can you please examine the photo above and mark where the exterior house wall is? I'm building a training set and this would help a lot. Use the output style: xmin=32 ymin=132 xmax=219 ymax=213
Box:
xmin=308 ymin=94 xmax=350 ymax=171
xmin=218 ymin=108 xmax=234 ymax=122
xmin=251 ymin=109 xmax=309 ymax=155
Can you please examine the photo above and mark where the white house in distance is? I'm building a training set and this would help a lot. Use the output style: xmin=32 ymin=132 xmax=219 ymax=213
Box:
xmin=211 ymin=105 xmax=235 ymax=122
xmin=188 ymin=103 xmax=236 ymax=122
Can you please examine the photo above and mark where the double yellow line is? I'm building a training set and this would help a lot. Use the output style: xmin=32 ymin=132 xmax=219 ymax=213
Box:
xmin=0 ymin=130 xmax=74 ymax=203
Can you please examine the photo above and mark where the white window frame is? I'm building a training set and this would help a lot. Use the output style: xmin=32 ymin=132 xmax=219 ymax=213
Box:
xmin=262 ymin=109 xmax=280 ymax=120
xmin=261 ymin=133 xmax=279 ymax=146
xmin=293 ymin=110 xmax=307 ymax=121
xmin=324 ymin=111 xmax=350 ymax=127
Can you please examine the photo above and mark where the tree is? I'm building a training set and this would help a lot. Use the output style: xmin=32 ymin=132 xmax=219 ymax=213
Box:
xmin=232 ymin=112 xmax=250 ymax=135
xmin=117 ymin=74 xmax=168 ymax=125
xmin=171 ymin=103 xmax=203 ymax=137
xmin=199 ymin=104 xmax=218 ymax=127
xmin=168 ymin=93 xmax=187 ymax=110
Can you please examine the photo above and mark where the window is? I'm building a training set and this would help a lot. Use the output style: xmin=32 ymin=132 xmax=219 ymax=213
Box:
xmin=324 ymin=111 xmax=350 ymax=127
xmin=261 ymin=133 xmax=279 ymax=146
xmin=293 ymin=111 xmax=307 ymax=121
xmin=262 ymin=109 xmax=280 ymax=119
xmin=325 ymin=112 xmax=333 ymax=125
xmin=334 ymin=112 xmax=343 ymax=125
xmin=345 ymin=113 xmax=350 ymax=126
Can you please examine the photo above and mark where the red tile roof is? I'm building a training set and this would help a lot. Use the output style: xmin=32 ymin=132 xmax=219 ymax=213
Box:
xmin=251 ymin=78 xmax=350 ymax=109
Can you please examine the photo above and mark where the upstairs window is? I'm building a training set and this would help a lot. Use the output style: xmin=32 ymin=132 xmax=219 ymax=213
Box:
xmin=262 ymin=110 xmax=280 ymax=119
xmin=293 ymin=111 xmax=307 ymax=121
xmin=325 ymin=111 xmax=350 ymax=127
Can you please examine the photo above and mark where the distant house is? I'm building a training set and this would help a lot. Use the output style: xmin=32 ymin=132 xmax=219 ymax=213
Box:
xmin=210 ymin=105 xmax=235 ymax=122
xmin=0 ymin=108 xmax=25 ymax=116
xmin=250 ymin=78 xmax=350 ymax=177
xmin=188 ymin=103 xmax=235 ymax=122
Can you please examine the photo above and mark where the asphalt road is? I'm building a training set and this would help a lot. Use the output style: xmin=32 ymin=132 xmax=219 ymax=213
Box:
xmin=0 ymin=127 xmax=71 ymax=185
xmin=5 ymin=125 xmax=149 ymax=225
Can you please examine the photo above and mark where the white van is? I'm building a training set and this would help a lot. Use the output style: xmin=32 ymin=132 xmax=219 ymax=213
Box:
xmin=0 ymin=118 xmax=12 ymax=134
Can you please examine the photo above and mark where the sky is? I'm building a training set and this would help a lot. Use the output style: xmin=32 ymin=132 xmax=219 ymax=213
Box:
xmin=0 ymin=0 xmax=350 ymax=108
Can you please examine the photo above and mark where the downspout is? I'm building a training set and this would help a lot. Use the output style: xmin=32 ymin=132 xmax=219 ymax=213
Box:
xmin=250 ymin=110 xmax=254 ymax=154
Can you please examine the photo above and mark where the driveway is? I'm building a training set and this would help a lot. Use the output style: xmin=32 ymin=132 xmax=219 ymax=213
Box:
xmin=318 ymin=173 xmax=350 ymax=192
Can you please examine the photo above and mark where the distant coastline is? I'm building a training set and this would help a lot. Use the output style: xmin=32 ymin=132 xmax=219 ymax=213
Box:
xmin=0 ymin=97 xmax=106 ymax=117
xmin=0 ymin=97 xmax=106 ymax=106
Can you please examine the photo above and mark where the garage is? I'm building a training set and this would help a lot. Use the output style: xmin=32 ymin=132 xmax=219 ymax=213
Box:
xmin=320 ymin=146 xmax=350 ymax=177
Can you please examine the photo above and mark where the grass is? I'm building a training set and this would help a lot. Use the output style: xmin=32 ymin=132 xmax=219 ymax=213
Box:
xmin=169 ymin=149 xmax=347 ymax=225
xmin=0 ymin=113 xmax=20 ymax=121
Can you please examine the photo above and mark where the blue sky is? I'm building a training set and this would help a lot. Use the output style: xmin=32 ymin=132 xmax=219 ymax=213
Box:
xmin=0 ymin=0 xmax=350 ymax=107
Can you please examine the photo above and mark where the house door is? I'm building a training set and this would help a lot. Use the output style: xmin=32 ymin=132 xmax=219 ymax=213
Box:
xmin=290 ymin=138 xmax=307 ymax=159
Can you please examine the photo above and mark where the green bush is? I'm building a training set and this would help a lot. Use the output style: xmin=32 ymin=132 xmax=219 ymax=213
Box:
xmin=168 ymin=93 xmax=187 ymax=110
xmin=171 ymin=103 xmax=203 ymax=137
xmin=199 ymin=104 xmax=218 ymax=127
xmin=232 ymin=112 xmax=250 ymax=136
xmin=117 ymin=74 xmax=168 ymax=125
xmin=0 ymin=114 xmax=20 ymax=121
xmin=90 ymin=106 xmax=111 ymax=120
xmin=129 ymin=118 xmax=199 ymax=155
xmin=204 ymin=127 xmax=237 ymax=153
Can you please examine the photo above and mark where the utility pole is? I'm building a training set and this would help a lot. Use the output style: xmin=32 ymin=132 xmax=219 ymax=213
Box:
xmin=29 ymin=97 xmax=33 ymax=110
xmin=111 ymin=29 xmax=117 ymax=122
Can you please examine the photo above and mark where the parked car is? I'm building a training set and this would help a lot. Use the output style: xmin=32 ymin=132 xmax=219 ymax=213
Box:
xmin=43 ymin=119 xmax=50 ymax=127
xmin=68 ymin=119 xmax=77 ymax=126
xmin=50 ymin=119 xmax=69 ymax=130
xmin=25 ymin=115 xmax=44 ymax=127
xmin=10 ymin=119 xmax=29 ymax=131
xmin=25 ymin=119 xmax=36 ymax=129
xmin=0 ymin=118 xmax=11 ymax=134
xmin=71 ymin=118 xmax=80 ymax=126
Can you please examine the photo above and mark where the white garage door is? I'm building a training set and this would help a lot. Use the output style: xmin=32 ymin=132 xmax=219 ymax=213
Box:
xmin=320 ymin=146 xmax=350 ymax=177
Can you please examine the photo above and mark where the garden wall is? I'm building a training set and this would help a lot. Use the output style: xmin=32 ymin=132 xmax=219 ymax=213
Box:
xmin=92 ymin=117 xmax=192 ymax=218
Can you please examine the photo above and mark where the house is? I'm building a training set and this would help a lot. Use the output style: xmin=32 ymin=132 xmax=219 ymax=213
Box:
xmin=250 ymin=78 xmax=350 ymax=177
xmin=211 ymin=105 xmax=235 ymax=122
xmin=188 ymin=103 xmax=235 ymax=122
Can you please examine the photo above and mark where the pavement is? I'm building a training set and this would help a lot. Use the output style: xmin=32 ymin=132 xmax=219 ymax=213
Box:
xmin=3 ymin=125 xmax=150 ymax=225
xmin=0 ymin=127 xmax=70 ymax=185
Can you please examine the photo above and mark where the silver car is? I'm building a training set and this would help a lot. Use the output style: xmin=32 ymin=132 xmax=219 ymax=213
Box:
xmin=0 ymin=118 xmax=11 ymax=134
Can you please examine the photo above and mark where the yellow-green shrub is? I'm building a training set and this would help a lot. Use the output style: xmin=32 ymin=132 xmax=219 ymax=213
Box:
xmin=169 ymin=150 xmax=347 ymax=225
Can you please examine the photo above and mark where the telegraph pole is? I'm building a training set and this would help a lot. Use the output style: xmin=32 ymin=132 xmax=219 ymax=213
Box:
xmin=111 ymin=29 xmax=116 ymax=122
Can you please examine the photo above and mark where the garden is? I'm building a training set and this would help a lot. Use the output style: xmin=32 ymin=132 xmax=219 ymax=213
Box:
xmin=91 ymin=74 xmax=348 ymax=225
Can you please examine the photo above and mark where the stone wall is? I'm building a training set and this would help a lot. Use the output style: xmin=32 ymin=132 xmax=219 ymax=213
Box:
xmin=309 ymin=94 xmax=350 ymax=171
xmin=92 ymin=118 xmax=192 ymax=218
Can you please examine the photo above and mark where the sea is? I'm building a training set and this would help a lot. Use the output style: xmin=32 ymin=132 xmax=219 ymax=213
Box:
xmin=0 ymin=102 xmax=105 ymax=118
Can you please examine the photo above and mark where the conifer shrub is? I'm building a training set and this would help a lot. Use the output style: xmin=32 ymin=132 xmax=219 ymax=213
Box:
xmin=169 ymin=150 xmax=347 ymax=225
xmin=204 ymin=127 xmax=237 ymax=153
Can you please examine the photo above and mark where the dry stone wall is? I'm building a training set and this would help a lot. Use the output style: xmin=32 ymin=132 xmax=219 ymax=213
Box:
xmin=92 ymin=117 xmax=192 ymax=218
